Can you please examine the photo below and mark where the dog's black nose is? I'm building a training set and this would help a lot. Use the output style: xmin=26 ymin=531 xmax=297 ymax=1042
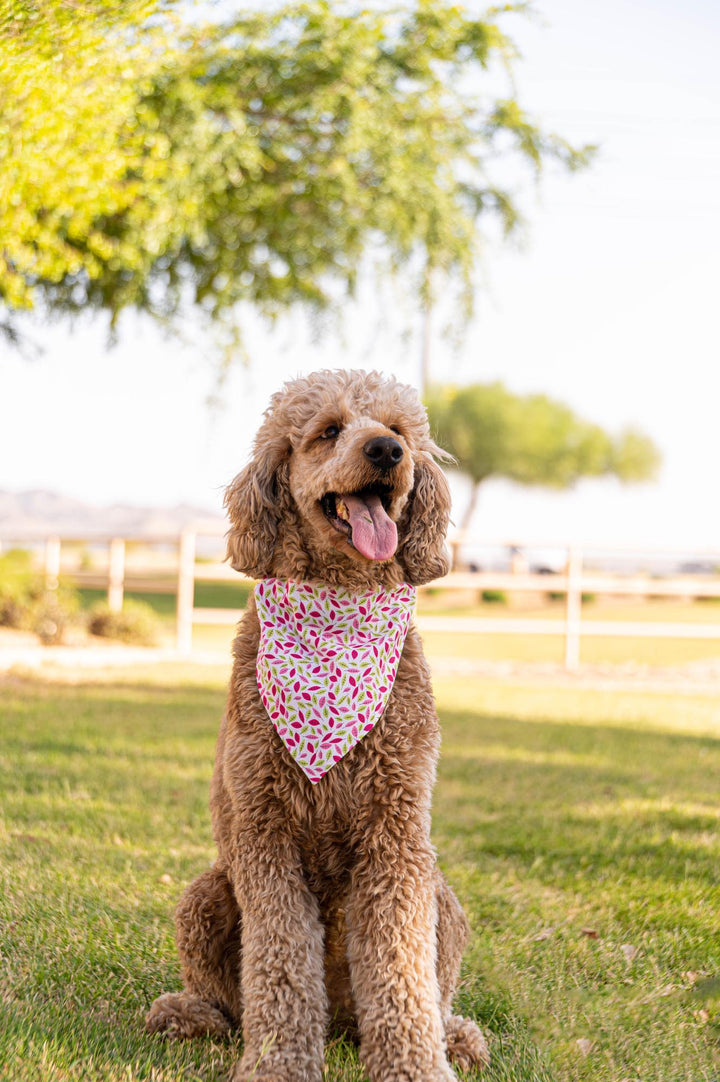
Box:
xmin=363 ymin=436 xmax=404 ymax=471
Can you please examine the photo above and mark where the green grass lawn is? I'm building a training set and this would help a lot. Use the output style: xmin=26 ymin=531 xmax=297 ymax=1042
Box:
xmin=1 ymin=665 xmax=718 ymax=1081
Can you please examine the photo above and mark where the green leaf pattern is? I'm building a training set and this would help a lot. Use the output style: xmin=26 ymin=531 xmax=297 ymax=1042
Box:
xmin=255 ymin=578 xmax=416 ymax=784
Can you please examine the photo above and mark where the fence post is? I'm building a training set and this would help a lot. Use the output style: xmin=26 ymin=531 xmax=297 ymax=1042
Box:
xmin=176 ymin=529 xmax=196 ymax=654
xmin=45 ymin=536 xmax=61 ymax=592
xmin=564 ymin=545 xmax=583 ymax=670
xmin=108 ymin=538 xmax=125 ymax=612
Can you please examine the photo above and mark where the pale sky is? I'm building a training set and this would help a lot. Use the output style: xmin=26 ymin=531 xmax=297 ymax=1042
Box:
xmin=3 ymin=0 xmax=719 ymax=553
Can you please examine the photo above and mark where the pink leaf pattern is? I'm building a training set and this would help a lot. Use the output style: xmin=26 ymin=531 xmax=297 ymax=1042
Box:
xmin=255 ymin=578 xmax=416 ymax=783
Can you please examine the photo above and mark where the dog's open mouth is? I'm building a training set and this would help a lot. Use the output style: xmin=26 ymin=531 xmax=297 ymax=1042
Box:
xmin=320 ymin=484 xmax=397 ymax=562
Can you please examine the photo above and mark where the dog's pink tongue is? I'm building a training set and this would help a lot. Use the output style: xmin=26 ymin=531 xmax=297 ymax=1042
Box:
xmin=343 ymin=493 xmax=397 ymax=561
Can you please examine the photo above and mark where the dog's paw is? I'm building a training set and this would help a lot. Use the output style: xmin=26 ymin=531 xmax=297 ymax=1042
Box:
xmin=146 ymin=991 xmax=232 ymax=1040
xmin=445 ymin=1014 xmax=490 ymax=1072
xmin=229 ymin=1069 xmax=315 ymax=1082
xmin=363 ymin=1060 xmax=457 ymax=1082
xmin=229 ymin=1073 xmax=282 ymax=1082
xmin=429 ymin=1065 xmax=460 ymax=1082
xmin=229 ymin=1050 xmax=322 ymax=1082
xmin=229 ymin=1075 xmax=291 ymax=1082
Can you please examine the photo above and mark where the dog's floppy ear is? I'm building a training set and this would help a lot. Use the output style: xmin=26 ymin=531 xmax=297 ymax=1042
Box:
xmin=397 ymin=450 xmax=452 ymax=586
xmin=224 ymin=432 xmax=292 ymax=578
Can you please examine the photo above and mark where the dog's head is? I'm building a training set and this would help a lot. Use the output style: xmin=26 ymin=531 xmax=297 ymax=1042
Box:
xmin=225 ymin=370 xmax=451 ymax=587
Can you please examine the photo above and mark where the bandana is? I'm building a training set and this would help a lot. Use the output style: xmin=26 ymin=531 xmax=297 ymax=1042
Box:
xmin=255 ymin=578 xmax=416 ymax=783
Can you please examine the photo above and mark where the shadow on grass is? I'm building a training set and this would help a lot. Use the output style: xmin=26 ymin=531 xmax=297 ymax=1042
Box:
xmin=436 ymin=709 xmax=720 ymax=920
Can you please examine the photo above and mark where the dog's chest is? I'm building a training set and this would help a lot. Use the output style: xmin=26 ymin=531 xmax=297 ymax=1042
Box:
xmin=298 ymin=829 xmax=354 ymax=893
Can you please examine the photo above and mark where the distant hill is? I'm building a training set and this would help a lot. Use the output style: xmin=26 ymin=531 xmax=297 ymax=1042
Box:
xmin=0 ymin=489 xmax=224 ymax=540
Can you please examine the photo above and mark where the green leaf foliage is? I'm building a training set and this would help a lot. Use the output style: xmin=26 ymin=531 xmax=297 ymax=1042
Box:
xmin=1 ymin=0 xmax=594 ymax=339
xmin=426 ymin=381 xmax=661 ymax=489
xmin=609 ymin=426 xmax=663 ymax=482
xmin=0 ymin=0 xmax=178 ymax=310
xmin=0 ymin=546 xmax=79 ymax=642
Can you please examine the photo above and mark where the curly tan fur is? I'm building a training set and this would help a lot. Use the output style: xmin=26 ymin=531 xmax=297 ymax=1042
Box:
xmin=146 ymin=370 xmax=488 ymax=1081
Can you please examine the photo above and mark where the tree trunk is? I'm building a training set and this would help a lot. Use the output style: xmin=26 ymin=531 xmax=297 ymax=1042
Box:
xmin=419 ymin=263 xmax=435 ymax=395
xmin=419 ymin=299 xmax=431 ymax=397
xmin=450 ymin=480 xmax=482 ymax=571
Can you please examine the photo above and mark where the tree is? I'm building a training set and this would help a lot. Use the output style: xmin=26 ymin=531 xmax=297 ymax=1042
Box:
xmin=1 ymin=0 xmax=593 ymax=354
xmin=0 ymin=1 xmax=177 ymax=333
xmin=425 ymin=382 xmax=661 ymax=566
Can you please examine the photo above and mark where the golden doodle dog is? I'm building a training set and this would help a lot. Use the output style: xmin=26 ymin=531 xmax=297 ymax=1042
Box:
xmin=146 ymin=370 xmax=489 ymax=1081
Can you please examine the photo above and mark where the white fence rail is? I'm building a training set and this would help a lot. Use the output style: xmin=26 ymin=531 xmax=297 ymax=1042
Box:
xmin=4 ymin=530 xmax=720 ymax=670
xmin=169 ymin=531 xmax=720 ymax=669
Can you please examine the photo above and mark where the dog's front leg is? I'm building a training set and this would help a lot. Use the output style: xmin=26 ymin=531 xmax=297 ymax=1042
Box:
xmin=229 ymin=832 xmax=327 ymax=1082
xmin=346 ymin=835 xmax=456 ymax=1082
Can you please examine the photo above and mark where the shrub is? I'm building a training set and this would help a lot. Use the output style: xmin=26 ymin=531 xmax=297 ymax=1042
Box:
xmin=481 ymin=589 xmax=507 ymax=604
xmin=0 ymin=549 xmax=43 ymax=627
xmin=32 ymin=597 xmax=76 ymax=645
xmin=87 ymin=599 xmax=160 ymax=646
xmin=546 ymin=591 xmax=596 ymax=604
xmin=0 ymin=549 xmax=79 ymax=643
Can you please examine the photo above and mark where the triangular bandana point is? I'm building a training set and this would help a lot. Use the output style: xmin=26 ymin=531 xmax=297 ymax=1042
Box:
xmin=255 ymin=578 xmax=416 ymax=783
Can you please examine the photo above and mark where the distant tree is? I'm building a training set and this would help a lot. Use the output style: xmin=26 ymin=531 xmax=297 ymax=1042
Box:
xmin=425 ymin=382 xmax=661 ymax=566
xmin=1 ymin=0 xmax=593 ymax=356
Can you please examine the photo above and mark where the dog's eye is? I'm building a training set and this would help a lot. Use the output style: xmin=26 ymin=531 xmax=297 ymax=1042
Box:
xmin=320 ymin=425 xmax=340 ymax=440
xmin=389 ymin=425 xmax=402 ymax=436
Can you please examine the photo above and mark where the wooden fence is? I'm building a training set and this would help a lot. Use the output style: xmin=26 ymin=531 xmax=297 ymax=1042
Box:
xmin=24 ymin=528 xmax=720 ymax=670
